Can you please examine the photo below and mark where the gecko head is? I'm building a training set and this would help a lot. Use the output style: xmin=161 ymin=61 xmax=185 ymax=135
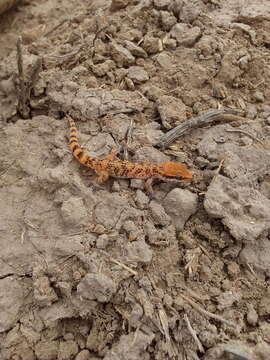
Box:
xmin=159 ymin=162 xmax=192 ymax=180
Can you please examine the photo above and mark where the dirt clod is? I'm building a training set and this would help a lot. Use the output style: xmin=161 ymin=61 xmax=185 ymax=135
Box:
xmin=163 ymin=188 xmax=198 ymax=231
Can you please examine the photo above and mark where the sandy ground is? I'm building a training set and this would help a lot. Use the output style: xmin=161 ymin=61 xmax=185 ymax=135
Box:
xmin=0 ymin=0 xmax=270 ymax=359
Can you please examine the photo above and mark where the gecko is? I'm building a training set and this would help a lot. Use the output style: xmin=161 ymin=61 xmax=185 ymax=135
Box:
xmin=68 ymin=116 xmax=192 ymax=191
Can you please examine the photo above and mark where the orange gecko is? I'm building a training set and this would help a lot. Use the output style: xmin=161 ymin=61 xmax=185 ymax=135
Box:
xmin=68 ymin=116 xmax=192 ymax=190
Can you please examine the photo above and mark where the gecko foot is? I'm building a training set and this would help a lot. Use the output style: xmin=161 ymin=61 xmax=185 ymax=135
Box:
xmin=95 ymin=171 xmax=109 ymax=184
xmin=145 ymin=178 xmax=154 ymax=198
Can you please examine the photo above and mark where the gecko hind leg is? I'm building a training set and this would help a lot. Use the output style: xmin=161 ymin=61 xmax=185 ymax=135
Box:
xmin=95 ymin=171 xmax=110 ymax=184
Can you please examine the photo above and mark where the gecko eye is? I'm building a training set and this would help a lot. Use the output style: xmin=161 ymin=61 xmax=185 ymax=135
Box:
xmin=160 ymin=162 xmax=192 ymax=179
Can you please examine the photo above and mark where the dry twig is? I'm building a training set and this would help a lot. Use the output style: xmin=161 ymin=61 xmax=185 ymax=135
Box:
xmin=43 ymin=18 xmax=69 ymax=37
xmin=225 ymin=128 xmax=265 ymax=148
xmin=156 ymin=108 xmax=247 ymax=149
xmin=184 ymin=314 xmax=204 ymax=353
xmin=180 ymin=293 xmax=237 ymax=328
xmin=99 ymin=250 xmax=138 ymax=276
xmin=16 ymin=36 xmax=42 ymax=118
xmin=123 ymin=119 xmax=134 ymax=160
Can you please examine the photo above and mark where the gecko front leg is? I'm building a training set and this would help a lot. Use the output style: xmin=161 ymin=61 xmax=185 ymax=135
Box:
xmin=101 ymin=149 xmax=119 ymax=161
xmin=145 ymin=178 xmax=154 ymax=197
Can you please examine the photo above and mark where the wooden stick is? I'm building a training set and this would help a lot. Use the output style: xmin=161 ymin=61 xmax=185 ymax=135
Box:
xmin=225 ymin=128 xmax=265 ymax=147
xmin=156 ymin=108 xmax=247 ymax=149
xmin=180 ymin=293 xmax=237 ymax=328
xmin=184 ymin=314 xmax=204 ymax=353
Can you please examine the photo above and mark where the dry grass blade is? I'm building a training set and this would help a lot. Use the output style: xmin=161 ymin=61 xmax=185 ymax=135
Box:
xmin=158 ymin=309 xmax=174 ymax=357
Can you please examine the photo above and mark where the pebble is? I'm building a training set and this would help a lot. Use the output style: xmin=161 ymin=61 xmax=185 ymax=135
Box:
xmin=246 ymin=304 xmax=258 ymax=326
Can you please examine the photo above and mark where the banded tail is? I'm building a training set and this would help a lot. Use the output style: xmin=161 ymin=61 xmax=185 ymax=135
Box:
xmin=68 ymin=116 xmax=92 ymax=167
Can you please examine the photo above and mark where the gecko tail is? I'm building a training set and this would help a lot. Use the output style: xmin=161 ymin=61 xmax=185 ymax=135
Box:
xmin=67 ymin=116 xmax=89 ymax=165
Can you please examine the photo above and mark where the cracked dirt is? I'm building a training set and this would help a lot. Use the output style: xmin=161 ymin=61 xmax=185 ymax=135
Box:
xmin=0 ymin=0 xmax=270 ymax=359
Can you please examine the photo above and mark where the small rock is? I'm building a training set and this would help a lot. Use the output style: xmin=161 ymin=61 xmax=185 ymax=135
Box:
xmin=34 ymin=276 xmax=58 ymax=307
xmin=163 ymin=294 xmax=173 ymax=307
xmin=142 ymin=123 xmax=164 ymax=145
xmin=253 ymin=90 xmax=264 ymax=103
xmin=227 ymin=262 xmax=241 ymax=279
xmin=143 ymin=85 xmax=164 ymax=101
xmin=163 ymin=37 xmax=177 ymax=49
xmin=110 ymin=0 xmax=130 ymax=11
xmin=155 ymin=52 xmax=174 ymax=69
xmin=260 ymin=323 xmax=270 ymax=343
xmin=77 ymin=273 xmax=117 ymax=303
xmin=200 ymin=264 xmax=213 ymax=282
xmin=179 ymin=231 xmax=197 ymax=249
xmin=92 ymin=224 xmax=106 ymax=234
xmin=35 ymin=341 xmax=59 ymax=360
xmin=61 ymin=197 xmax=88 ymax=227
xmin=127 ymin=66 xmax=149 ymax=83
xmin=58 ymin=340 xmax=79 ymax=360
xmin=216 ymin=291 xmax=241 ymax=311
xmin=153 ymin=0 xmax=170 ymax=9
xmin=124 ymin=40 xmax=147 ymax=58
xmin=246 ymin=304 xmax=258 ymax=326
xmin=171 ymin=23 xmax=201 ymax=47
xmin=96 ymin=234 xmax=109 ymax=249
xmin=90 ymin=60 xmax=115 ymax=77
xmin=180 ymin=0 xmax=204 ymax=23
xmin=254 ymin=341 xmax=270 ymax=359
xmin=196 ymin=35 xmax=216 ymax=58
xmin=204 ymin=175 xmax=270 ymax=242
xmin=0 ymin=277 xmax=24 ymax=332
xmin=259 ymin=292 xmax=270 ymax=316
xmin=102 ymin=113 xmax=129 ymax=140
xmin=160 ymin=11 xmax=177 ymax=31
xmin=156 ymin=95 xmax=187 ymax=129
xmin=195 ymin=156 xmax=210 ymax=169
xmin=126 ymin=239 xmax=153 ymax=264
xmin=134 ymin=146 xmax=169 ymax=163
xmin=94 ymin=193 xmax=137 ymax=230
xmin=163 ymin=189 xmax=198 ymax=231
xmin=168 ymin=0 xmax=184 ymax=18
xmin=104 ymin=330 xmax=155 ymax=360
xmin=38 ymin=302 xmax=75 ymax=325
xmin=129 ymin=303 xmax=144 ymax=327
xmin=260 ymin=181 xmax=270 ymax=199
xmin=122 ymin=220 xmax=137 ymax=234
xmin=143 ymin=35 xmax=162 ymax=54
xmin=238 ymin=1 xmax=270 ymax=23
xmin=149 ymin=200 xmax=171 ymax=226
xmin=57 ymin=282 xmax=72 ymax=298
xmin=135 ymin=189 xmax=149 ymax=209
xmin=110 ymin=42 xmax=135 ymax=67
xmin=75 ymin=350 xmax=91 ymax=360
xmin=245 ymin=104 xmax=257 ymax=119
xmin=199 ymin=329 xmax=218 ymax=348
